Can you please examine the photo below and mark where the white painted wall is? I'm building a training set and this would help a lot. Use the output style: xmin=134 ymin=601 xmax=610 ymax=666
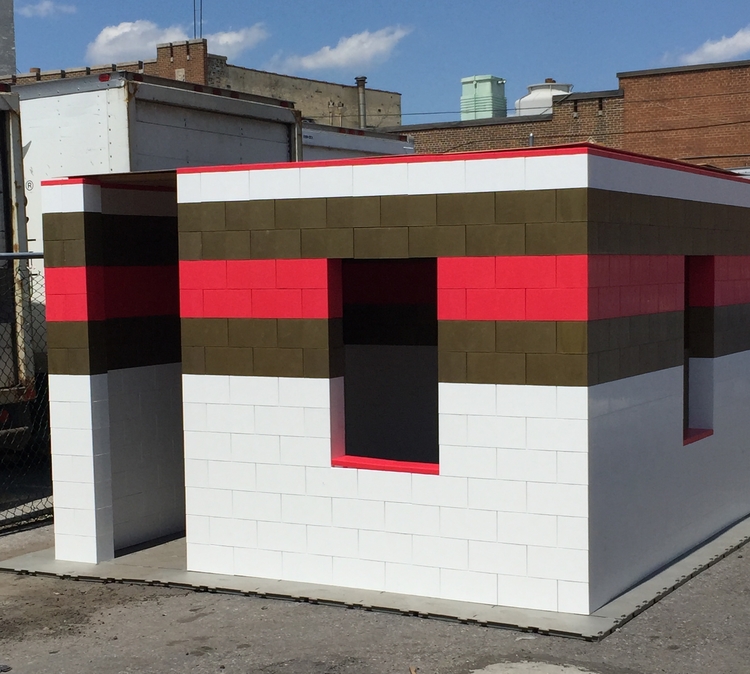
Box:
xmin=182 ymin=374 xmax=590 ymax=613
xmin=588 ymin=353 xmax=750 ymax=611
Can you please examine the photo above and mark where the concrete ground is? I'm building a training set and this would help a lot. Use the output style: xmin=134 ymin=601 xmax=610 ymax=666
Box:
xmin=0 ymin=525 xmax=749 ymax=674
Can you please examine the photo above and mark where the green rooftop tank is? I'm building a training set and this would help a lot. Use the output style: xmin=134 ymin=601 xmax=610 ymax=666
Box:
xmin=460 ymin=75 xmax=507 ymax=121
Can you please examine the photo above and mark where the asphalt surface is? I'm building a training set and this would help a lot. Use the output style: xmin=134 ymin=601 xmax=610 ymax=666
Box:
xmin=0 ymin=524 xmax=749 ymax=673
xmin=0 ymin=459 xmax=51 ymax=516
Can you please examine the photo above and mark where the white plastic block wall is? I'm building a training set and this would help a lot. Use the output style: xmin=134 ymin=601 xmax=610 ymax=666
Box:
xmin=589 ymin=355 xmax=750 ymax=611
xmin=183 ymin=374 xmax=590 ymax=614
xmin=108 ymin=363 xmax=185 ymax=550
xmin=176 ymin=153 xmax=590 ymax=204
xmin=178 ymin=151 xmax=750 ymax=210
xmin=438 ymin=382 xmax=589 ymax=613
xmin=49 ymin=373 xmax=113 ymax=563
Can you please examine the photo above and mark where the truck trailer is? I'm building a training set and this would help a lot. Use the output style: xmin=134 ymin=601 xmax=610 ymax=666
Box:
xmin=13 ymin=71 xmax=303 ymax=257
xmin=0 ymin=86 xmax=36 ymax=457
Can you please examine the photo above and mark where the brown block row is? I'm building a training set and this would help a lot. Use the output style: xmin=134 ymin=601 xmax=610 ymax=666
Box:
xmin=589 ymin=312 xmax=683 ymax=385
xmin=178 ymin=189 xmax=750 ymax=258
xmin=178 ymin=191 xmax=588 ymax=259
xmin=438 ymin=321 xmax=587 ymax=356
xmin=589 ymin=190 xmax=750 ymax=255
xmin=181 ymin=318 xmax=342 ymax=349
xmin=588 ymin=189 xmax=750 ymax=230
xmin=439 ymin=320 xmax=589 ymax=386
xmin=179 ymin=190 xmax=588 ymax=231
xmin=689 ymin=303 xmax=750 ymax=358
xmin=588 ymin=312 xmax=682 ymax=353
xmin=178 ymin=221 xmax=588 ymax=260
xmin=47 ymin=321 xmax=106 ymax=376
xmin=590 ymin=339 xmax=683 ymax=386
xmin=44 ymin=213 xmax=178 ymax=267
xmin=438 ymin=351 xmax=589 ymax=386
xmin=439 ymin=313 xmax=684 ymax=385
xmin=181 ymin=318 xmax=343 ymax=377
xmin=48 ymin=316 xmax=181 ymax=375
xmin=182 ymin=345 xmax=342 ymax=378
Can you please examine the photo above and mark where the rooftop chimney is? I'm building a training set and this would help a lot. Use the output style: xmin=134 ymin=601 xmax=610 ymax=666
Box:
xmin=355 ymin=76 xmax=367 ymax=129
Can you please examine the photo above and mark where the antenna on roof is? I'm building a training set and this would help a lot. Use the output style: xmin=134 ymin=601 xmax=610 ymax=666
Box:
xmin=192 ymin=0 xmax=203 ymax=39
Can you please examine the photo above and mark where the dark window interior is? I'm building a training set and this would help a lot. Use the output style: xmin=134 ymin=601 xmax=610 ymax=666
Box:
xmin=341 ymin=259 xmax=438 ymax=464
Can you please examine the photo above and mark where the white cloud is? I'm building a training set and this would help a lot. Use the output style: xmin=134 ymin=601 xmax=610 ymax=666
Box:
xmin=205 ymin=25 xmax=268 ymax=60
xmin=18 ymin=1 xmax=76 ymax=18
xmin=85 ymin=20 xmax=268 ymax=64
xmin=280 ymin=26 xmax=411 ymax=72
xmin=86 ymin=20 xmax=186 ymax=63
xmin=680 ymin=26 xmax=750 ymax=65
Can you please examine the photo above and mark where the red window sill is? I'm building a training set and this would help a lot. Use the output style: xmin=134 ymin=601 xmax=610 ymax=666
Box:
xmin=683 ymin=428 xmax=714 ymax=446
xmin=331 ymin=455 xmax=439 ymax=475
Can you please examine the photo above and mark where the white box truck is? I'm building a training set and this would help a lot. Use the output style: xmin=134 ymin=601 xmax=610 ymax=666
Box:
xmin=14 ymin=72 xmax=414 ymax=257
xmin=0 ymin=86 xmax=36 ymax=455
xmin=14 ymin=71 xmax=303 ymax=256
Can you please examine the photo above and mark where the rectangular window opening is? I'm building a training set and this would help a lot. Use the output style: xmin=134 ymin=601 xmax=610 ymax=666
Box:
xmin=684 ymin=256 xmax=714 ymax=445
xmin=332 ymin=258 xmax=439 ymax=472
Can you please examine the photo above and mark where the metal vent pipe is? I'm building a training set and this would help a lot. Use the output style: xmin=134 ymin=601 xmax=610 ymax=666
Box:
xmin=355 ymin=76 xmax=367 ymax=129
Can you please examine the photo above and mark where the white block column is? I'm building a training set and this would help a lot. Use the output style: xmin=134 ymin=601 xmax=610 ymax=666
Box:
xmin=49 ymin=373 xmax=114 ymax=563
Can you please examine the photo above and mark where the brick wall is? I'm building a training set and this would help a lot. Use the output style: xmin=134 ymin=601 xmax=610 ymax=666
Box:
xmin=152 ymin=40 xmax=208 ymax=84
xmin=1 ymin=61 xmax=154 ymax=85
xmin=408 ymin=61 xmax=750 ymax=168
xmin=408 ymin=96 xmax=624 ymax=154
xmin=0 ymin=39 xmax=209 ymax=87
xmin=618 ymin=63 xmax=750 ymax=168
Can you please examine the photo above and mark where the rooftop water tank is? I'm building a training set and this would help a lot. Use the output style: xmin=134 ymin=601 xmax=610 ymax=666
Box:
xmin=515 ymin=78 xmax=573 ymax=117
xmin=460 ymin=75 xmax=507 ymax=121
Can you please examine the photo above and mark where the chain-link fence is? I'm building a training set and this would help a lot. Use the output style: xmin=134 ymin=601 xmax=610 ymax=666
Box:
xmin=0 ymin=254 xmax=51 ymax=532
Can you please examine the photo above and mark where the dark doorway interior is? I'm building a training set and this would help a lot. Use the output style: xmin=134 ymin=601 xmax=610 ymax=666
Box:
xmin=341 ymin=259 xmax=438 ymax=465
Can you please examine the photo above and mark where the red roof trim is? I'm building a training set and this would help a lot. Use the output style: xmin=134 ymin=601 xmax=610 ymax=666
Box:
xmin=41 ymin=178 xmax=175 ymax=192
xmin=331 ymin=455 xmax=439 ymax=475
xmin=176 ymin=143 xmax=588 ymax=174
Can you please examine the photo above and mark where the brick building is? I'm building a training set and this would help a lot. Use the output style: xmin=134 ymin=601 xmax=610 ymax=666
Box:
xmin=0 ymin=39 xmax=401 ymax=129
xmin=393 ymin=60 xmax=750 ymax=170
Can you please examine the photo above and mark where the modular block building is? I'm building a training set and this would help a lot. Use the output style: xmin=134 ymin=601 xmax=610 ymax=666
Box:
xmin=42 ymin=144 xmax=750 ymax=615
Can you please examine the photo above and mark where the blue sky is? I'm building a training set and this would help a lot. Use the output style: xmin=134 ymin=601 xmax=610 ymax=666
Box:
xmin=12 ymin=0 xmax=750 ymax=123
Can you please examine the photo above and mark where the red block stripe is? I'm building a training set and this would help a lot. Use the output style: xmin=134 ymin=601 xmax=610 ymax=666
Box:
xmin=589 ymin=255 xmax=684 ymax=319
xmin=438 ymin=255 xmax=686 ymax=321
xmin=689 ymin=256 xmax=750 ymax=307
xmin=438 ymin=256 xmax=590 ymax=321
xmin=45 ymin=267 xmax=102 ymax=321
xmin=46 ymin=266 xmax=179 ymax=321
xmin=179 ymin=259 xmax=341 ymax=319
